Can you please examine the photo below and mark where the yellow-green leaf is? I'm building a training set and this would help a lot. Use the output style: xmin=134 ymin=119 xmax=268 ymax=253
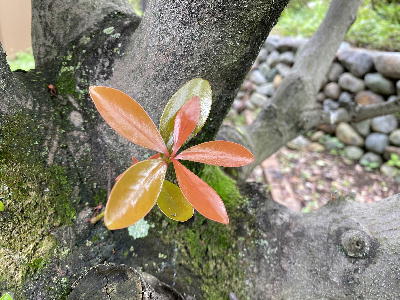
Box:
xmin=104 ymin=159 xmax=167 ymax=230
xmin=157 ymin=180 xmax=194 ymax=222
xmin=159 ymin=78 xmax=212 ymax=149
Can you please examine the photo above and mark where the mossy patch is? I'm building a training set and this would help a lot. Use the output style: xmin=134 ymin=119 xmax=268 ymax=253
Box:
xmin=56 ymin=65 xmax=79 ymax=97
xmin=153 ymin=165 xmax=249 ymax=299
xmin=0 ymin=113 xmax=76 ymax=290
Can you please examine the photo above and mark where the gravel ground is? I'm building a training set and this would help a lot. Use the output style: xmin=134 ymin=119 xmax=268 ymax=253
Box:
xmin=251 ymin=147 xmax=400 ymax=212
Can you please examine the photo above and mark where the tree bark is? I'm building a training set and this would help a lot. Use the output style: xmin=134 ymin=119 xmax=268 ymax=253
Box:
xmin=2 ymin=0 xmax=400 ymax=299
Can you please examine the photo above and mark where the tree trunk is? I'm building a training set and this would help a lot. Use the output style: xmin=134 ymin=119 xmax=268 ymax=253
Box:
xmin=1 ymin=0 xmax=400 ymax=299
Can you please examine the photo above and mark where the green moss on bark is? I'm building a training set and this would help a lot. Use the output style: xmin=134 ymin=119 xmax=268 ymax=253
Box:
xmin=153 ymin=165 xmax=249 ymax=299
xmin=0 ymin=113 xmax=76 ymax=291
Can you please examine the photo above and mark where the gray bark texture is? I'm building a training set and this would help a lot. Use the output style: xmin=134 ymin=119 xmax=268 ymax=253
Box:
xmin=1 ymin=0 xmax=400 ymax=299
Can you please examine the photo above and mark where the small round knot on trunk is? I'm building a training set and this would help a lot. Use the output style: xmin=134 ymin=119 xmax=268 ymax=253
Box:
xmin=340 ymin=229 xmax=371 ymax=258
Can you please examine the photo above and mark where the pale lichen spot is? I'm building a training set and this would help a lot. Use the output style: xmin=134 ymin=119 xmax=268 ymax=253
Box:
xmin=69 ymin=111 xmax=83 ymax=128
xmin=127 ymin=218 xmax=154 ymax=239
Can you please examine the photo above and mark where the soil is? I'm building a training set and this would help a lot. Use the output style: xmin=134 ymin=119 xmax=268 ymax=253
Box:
xmin=249 ymin=147 xmax=400 ymax=212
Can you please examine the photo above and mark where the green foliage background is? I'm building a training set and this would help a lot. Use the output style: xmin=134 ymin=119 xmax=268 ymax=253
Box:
xmin=274 ymin=0 xmax=400 ymax=50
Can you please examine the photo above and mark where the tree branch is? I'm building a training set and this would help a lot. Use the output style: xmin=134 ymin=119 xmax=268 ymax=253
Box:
xmin=31 ymin=0 xmax=141 ymax=68
xmin=238 ymin=0 xmax=362 ymax=179
xmin=318 ymin=97 xmax=400 ymax=124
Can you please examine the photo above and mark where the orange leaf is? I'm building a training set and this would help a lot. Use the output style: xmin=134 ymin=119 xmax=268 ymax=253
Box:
xmin=171 ymin=96 xmax=201 ymax=156
xmin=105 ymin=159 xmax=167 ymax=230
xmin=176 ymin=140 xmax=254 ymax=167
xmin=172 ymin=159 xmax=229 ymax=224
xmin=89 ymin=86 xmax=168 ymax=154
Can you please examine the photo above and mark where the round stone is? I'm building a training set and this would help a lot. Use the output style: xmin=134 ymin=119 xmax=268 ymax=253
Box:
xmin=360 ymin=152 xmax=383 ymax=167
xmin=371 ymin=115 xmax=398 ymax=134
xmin=380 ymin=163 xmax=400 ymax=178
xmin=338 ymin=73 xmax=365 ymax=93
xmin=328 ymin=62 xmax=345 ymax=82
xmin=338 ymin=49 xmax=373 ymax=77
xmin=336 ymin=122 xmax=364 ymax=146
xmin=355 ymin=91 xmax=384 ymax=106
xmin=365 ymin=133 xmax=389 ymax=153
xmin=351 ymin=119 xmax=371 ymax=137
xmin=307 ymin=142 xmax=325 ymax=152
xmin=344 ymin=146 xmax=364 ymax=160
xmin=338 ymin=92 xmax=353 ymax=105
xmin=249 ymin=92 xmax=268 ymax=107
xmin=364 ymin=73 xmax=395 ymax=95
xmin=323 ymin=99 xmax=339 ymax=112
xmin=256 ymin=83 xmax=275 ymax=96
xmin=278 ymin=51 xmax=295 ymax=65
xmin=389 ymin=129 xmax=400 ymax=146
xmin=374 ymin=53 xmax=400 ymax=79
xmin=324 ymin=82 xmax=341 ymax=99
xmin=249 ymin=70 xmax=267 ymax=85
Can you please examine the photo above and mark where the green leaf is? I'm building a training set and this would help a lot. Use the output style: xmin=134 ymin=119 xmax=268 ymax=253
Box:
xmin=159 ymin=78 xmax=212 ymax=149
xmin=157 ymin=180 xmax=193 ymax=222
xmin=0 ymin=201 xmax=4 ymax=212
xmin=0 ymin=293 xmax=13 ymax=300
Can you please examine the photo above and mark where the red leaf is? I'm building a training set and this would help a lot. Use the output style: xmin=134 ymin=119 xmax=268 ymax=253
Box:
xmin=172 ymin=159 xmax=229 ymax=224
xmin=176 ymin=140 xmax=254 ymax=167
xmin=89 ymin=86 xmax=168 ymax=154
xmin=105 ymin=159 xmax=167 ymax=230
xmin=171 ymin=96 xmax=201 ymax=156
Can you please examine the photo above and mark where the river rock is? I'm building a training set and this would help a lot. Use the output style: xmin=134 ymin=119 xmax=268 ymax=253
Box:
xmin=311 ymin=131 xmax=325 ymax=142
xmin=279 ymin=51 xmax=295 ymax=65
xmin=338 ymin=92 xmax=353 ymax=105
xmin=250 ymin=70 xmax=267 ymax=85
xmin=360 ymin=152 xmax=383 ymax=167
xmin=351 ymin=119 xmax=371 ymax=137
xmin=256 ymin=83 xmax=275 ymax=96
xmin=328 ymin=62 xmax=345 ymax=82
xmin=374 ymin=53 xmax=400 ymax=79
xmin=317 ymin=92 xmax=325 ymax=102
xmin=264 ymin=35 xmax=280 ymax=52
xmin=323 ymin=99 xmax=339 ymax=112
xmin=338 ymin=73 xmax=365 ymax=93
xmin=276 ymin=63 xmax=291 ymax=77
xmin=336 ymin=122 xmax=364 ymax=146
xmin=364 ymin=73 xmax=395 ymax=95
xmin=355 ymin=91 xmax=384 ymax=106
xmin=276 ymin=37 xmax=307 ymax=52
xmin=258 ymin=48 xmax=268 ymax=62
xmin=380 ymin=163 xmax=400 ymax=178
xmin=371 ymin=115 xmax=398 ymax=133
xmin=267 ymin=51 xmax=280 ymax=68
xmin=344 ymin=146 xmax=364 ymax=160
xmin=388 ymin=95 xmax=399 ymax=102
xmin=287 ymin=135 xmax=310 ymax=150
xmin=256 ymin=82 xmax=275 ymax=96
xmin=365 ymin=133 xmax=389 ymax=153
xmin=324 ymin=82 xmax=341 ymax=99
xmin=389 ymin=129 xmax=400 ymax=146
xmin=249 ymin=93 xmax=268 ymax=107
xmin=338 ymin=49 xmax=373 ymax=77
xmin=307 ymin=142 xmax=325 ymax=152
xmin=273 ymin=74 xmax=282 ymax=88
xmin=259 ymin=63 xmax=278 ymax=82
xmin=397 ymin=80 xmax=400 ymax=95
